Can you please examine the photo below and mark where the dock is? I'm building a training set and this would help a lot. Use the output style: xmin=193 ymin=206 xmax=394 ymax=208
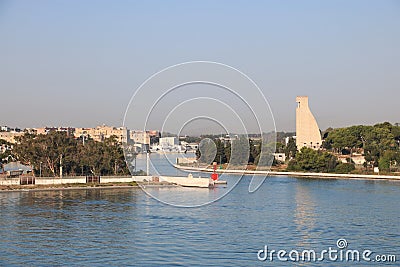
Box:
xmin=134 ymin=173 xmax=227 ymax=188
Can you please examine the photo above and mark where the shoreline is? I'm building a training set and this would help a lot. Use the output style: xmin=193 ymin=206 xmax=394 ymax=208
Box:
xmin=0 ymin=182 xmax=181 ymax=193
xmin=0 ymin=183 xmax=139 ymax=193
xmin=3 ymin=165 xmax=400 ymax=193
xmin=174 ymin=164 xmax=400 ymax=181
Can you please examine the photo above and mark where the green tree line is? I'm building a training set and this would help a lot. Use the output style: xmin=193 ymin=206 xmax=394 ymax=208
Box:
xmin=322 ymin=122 xmax=400 ymax=171
xmin=195 ymin=136 xmax=276 ymax=167
xmin=10 ymin=132 xmax=129 ymax=177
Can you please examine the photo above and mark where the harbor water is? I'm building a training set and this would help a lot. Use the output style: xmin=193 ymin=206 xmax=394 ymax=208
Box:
xmin=0 ymin=153 xmax=399 ymax=266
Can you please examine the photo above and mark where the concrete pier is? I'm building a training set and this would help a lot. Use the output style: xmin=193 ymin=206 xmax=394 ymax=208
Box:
xmin=133 ymin=174 xmax=213 ymax=188
xmin=0 ymin=174 xmax=215 ymax=188
xmin=0 ymin=176 xmax=138 ymax=186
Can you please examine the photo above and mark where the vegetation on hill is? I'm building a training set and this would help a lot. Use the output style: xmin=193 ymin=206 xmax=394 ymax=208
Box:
xmin=285 ymin=122 xmax=400 ymax=173
xmin=193 ymin=123 xmax=400 ymax=174
xmin=322 ymin=122 xmax=400 ymax=172
xmin=196 ymin=135 xmax=277 ymax=167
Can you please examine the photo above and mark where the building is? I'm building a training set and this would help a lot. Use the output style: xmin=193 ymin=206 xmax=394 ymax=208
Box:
xmin=0 ymin=131 xmax=24 ymax=144
xmin=180 ymin=141 xmax=198 ymax=151
xmin=35 ymin=127 xmax=75 ymax=136
xmin=1 ymin=162 xmax=33 ymax=177
xmin=1 ymin=126 xmax=11 ymax=132
xmin=338 ymin=154 xmax=366 ymax=165
xmin=74 ymin=125 xmax=128 ymax=143
xmin=24 ymin=128 xmax=38 ymax=134
xmin=154 ymin=137 xmax=182 ymax=152
xmin=74 ymin=127 xmax=93 ymax=139
xmin=159 ymin=137 xmax=178 ymax=148
xmin=1 ymin=126 xmax=22 ymax=132
xmin=108 ymin=126 xmax=128 ymax=143
xmin=273 ymin=153 xmax=286 ymax=163
xmin=129 ymin=131 xmax=150 ymax=145
xmin=296 ymin=96 xmax=322 ymax=150
xmin=147 ymin=130 xmax=159 ymax=137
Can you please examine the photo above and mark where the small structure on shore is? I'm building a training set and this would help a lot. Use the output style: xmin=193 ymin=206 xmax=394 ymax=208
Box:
xmin=1 ymin=162 xmax=33 ymax=177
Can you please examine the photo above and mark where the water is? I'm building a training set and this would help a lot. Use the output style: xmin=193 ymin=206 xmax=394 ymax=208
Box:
xmin=134 ymin=152 xmax=202 ymax=176
xmin=0 ymin=155 xmax=399 ymax=266
xmin=135 ymin=153 xmax=242 ymax=207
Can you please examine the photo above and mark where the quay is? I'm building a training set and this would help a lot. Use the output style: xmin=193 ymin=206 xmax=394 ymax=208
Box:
xmin=134 ymin=174 xmax=214 ymax=188
xmin=0 ymin=174 xmax=219 ymax=189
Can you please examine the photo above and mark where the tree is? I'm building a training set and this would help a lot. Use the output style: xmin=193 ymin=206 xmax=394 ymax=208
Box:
xmin=249 ymin=139 xmax=261 ymax=164
xmin=322 ymin=123 xmax=399 ymax=170
xmin=229 ymin=136 xmax=250 ymax=166
xmin=285 ymin=138 xmax=297 ymax=159
xmin=323 ymin=125 xmax=365 ymax=153
xmin=335 ymin=163 xmax=355 ymax=174
xmin=378 ymin=150 xmax=400 ymax=172
xmin=362 ymin=125 xmax=395 ymax=165
xmin=214 ymin=139 xmax=227 ymax=164
xmin=196 ymin=138 xmax=217 ymax=164
xmin=0 ymin=139 xmax=13 ymax=164
xmin=224 ymin=142 xmax=231 ymax=164
xmin=13 ymin=132 xmax=129 ymax=177
xmin=13 ymin=132 xmax=74 ymax=176
xmin=287 ymin=147 xmax=338 ymax=172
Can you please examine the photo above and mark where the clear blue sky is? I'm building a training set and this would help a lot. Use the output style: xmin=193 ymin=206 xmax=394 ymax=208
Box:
xmin=1 ymin=0 xmax=399 ymax=133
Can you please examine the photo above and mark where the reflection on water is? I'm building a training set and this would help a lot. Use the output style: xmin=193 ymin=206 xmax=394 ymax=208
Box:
xmin=294 ymin=182 xmax=317 ymax=249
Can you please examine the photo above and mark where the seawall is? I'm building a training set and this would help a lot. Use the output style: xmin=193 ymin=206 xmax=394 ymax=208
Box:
xmin=173 ymin=165 xmax=400 ymax=181
xmin=0 ymin=176 xmax=150 ymax=186
xmin=0 ymin=175 xmax=213 ymax=188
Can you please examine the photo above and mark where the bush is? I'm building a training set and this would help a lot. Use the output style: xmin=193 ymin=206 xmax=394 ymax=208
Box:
xmin=287 ymin=147 xmax=338 ymax=173
xmin=335 ymin=163 xmax=355 ymax=174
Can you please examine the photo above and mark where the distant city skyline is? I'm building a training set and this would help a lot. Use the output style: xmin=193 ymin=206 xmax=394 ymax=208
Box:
xmin=1 ymin=1 xmax=399 ymax=134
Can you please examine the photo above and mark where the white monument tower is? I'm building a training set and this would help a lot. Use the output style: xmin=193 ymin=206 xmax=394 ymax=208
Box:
xmin=296 ymin=96 xmax=322 ymax=150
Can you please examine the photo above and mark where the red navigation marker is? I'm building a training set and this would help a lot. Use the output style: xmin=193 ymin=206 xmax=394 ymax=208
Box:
xmin=211 ymin=162 xmax=218 ymax=180
xmin=211 ymin=173 xmax=219 ymax=181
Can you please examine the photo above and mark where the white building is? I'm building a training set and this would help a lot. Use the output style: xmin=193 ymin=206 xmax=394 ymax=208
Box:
xmin=273 ymin=153 xmax=286 ymax=163
xmin=1 ymin=126 xmax=11 ymax=132
xmin=159 ymin=137 xmax=178 ymax=148
xmin=129 ymin=131 xmax=150 ymax=145
xmin=181 ymin=141 xmax=198 ymax=151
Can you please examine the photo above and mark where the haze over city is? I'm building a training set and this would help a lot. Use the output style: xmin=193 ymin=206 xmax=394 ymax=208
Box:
xmin=1 ymin=0 xmax=399 ymax=134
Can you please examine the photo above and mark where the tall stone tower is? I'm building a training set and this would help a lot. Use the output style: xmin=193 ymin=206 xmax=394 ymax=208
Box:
xmin=296 ymin=96 xmax=322 ymax=150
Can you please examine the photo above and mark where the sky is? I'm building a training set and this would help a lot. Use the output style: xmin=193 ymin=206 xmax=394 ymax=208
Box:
xmin=1 ymin=0 xmax=399 ymax=134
